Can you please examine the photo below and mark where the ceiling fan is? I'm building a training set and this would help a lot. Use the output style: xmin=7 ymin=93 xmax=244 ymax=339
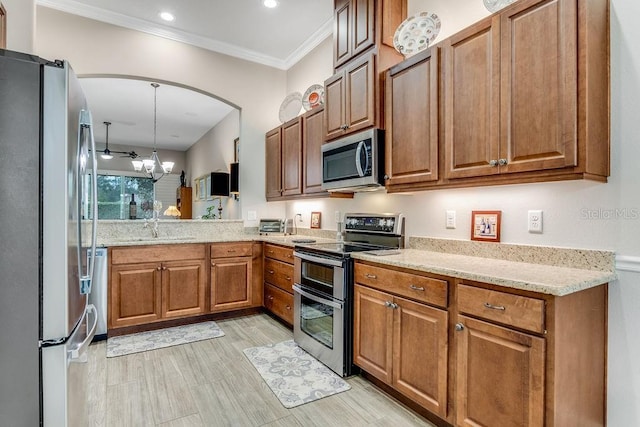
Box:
xmin=99 ymin=121 xmax=140 ymax=160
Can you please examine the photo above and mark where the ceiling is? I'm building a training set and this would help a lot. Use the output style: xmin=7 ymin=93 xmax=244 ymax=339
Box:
xmin=38 ymin=0 xmax=334 ymax=153
xmin=37 ymin=0 xmax=334 ymax=69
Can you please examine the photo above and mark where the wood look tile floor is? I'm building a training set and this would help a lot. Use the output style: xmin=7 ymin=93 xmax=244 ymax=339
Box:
xmin=87 ymin=314 xmax=435 ymax=426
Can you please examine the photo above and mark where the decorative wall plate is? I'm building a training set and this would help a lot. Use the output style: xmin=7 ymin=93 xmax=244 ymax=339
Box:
xmin=302 ymin=84 xmax=324 ymax=111
xmin=393 ymin=12 xmax=441 ymax=57
xmin=278 ymin=91 xmax=303 ymax=123
xmin=483 ymin=0 xmax=516 ymax=13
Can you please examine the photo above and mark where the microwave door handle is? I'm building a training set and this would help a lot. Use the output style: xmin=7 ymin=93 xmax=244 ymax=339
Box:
xmin=293 ymin=285 xmax=344 ymax=310
xmin=355 ymin=141 xmax=366 ymax=177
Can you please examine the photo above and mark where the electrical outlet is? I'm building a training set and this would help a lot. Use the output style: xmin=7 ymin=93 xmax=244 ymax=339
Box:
xmin=446 ymin=210 xmax=456 ymax=229
xmin=247 ymin=210 xmax=257 ymax=221
xmin=528 ymin=210 xmax=543 ymax=233
xmin=335 ymin=211 xmax=342 ymax=222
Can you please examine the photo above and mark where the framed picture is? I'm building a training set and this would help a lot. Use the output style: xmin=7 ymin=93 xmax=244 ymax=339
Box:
xmin=199 ymin=177 xmax=206 ymax=200
xmin=471 ymin=210 xmax=501 ymax=242
xmin=206 ymin=175 xmax=213 ymax=200
xmin=310 ymin=212 xmax=321 ymax=229
xmin=234 ymin=137 xmax=240 ymax=163
xmin=194 ymin=179 xmax=200 ymax=201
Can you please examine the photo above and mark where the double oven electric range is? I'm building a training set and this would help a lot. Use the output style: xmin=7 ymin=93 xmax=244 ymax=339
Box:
xmin=293 ymin=213 xmax=405 ymax=377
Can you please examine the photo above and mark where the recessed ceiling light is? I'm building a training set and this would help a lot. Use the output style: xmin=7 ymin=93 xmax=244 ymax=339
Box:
xmin=159 ymin=12 xmax=175 ymax=22
xmin=263 ymin=0 xmax=278 ymax=8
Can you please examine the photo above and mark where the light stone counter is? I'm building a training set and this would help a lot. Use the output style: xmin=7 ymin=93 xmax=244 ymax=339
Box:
xmin=351 ymin=244 xmax=617 ymax=296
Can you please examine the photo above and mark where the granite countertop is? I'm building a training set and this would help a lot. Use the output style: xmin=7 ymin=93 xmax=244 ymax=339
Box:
xmin=98 ymin=234 xmax=337 ymax=248
xmin=351 ymin=249 xmax=616 ymax=296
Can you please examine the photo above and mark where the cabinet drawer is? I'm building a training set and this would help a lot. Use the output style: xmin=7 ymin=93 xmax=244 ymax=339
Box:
xmin=264 ymin=283 xmax=294 ymax=325
xmin=264 ymin=258 xmax=294 ymax=293
xmin=264 ymin=243 xmax=294 ymax=264
xmin=457 ymin=284 xmax=545 ymax=334
xmin=210 ymin=242 xmax=252 ymax=258
xmin=355 ymin=263 xmax=448 ymax=308
xmin=111 ymin=244 xmax=205 ymax=265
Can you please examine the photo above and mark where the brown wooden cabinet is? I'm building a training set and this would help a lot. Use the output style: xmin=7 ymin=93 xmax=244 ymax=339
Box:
xmin=440 ymin=0 xmax=609 ymax=186
xmin=263 ymin=243 xmax=294 ymax=324
xmin=210 ymin=242 xmax=253 ymax=312
xmin=385 ymin=47 xmax=440 ymax=190
xmin=302 ymin=106 xmax=326 ymax=195
xmin=110 ymin=262 xmax=162 ymax=328
xmin=325 ymin=53 xmax=377 ymax=140
xmin=108 ymin=244 xmax=206 ymax=329
xmin=455 ymin=315 xmax=545 ymax=427
xmin=176 ymin=186 xmax=192 ymax=219
xmin=354 ymin=264 xmax=449 ymax=419
xmin=265 ymin=109 xmax=328 ymax=201
xmin=333 ymin=0 xmax=406 ymax=70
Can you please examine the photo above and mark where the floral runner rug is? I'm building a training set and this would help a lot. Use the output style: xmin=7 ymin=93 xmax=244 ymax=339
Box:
xmin=106 ymin=321 xmax=225 ymax=357
xmin=242 ymin=340 xmax=351 ymax=408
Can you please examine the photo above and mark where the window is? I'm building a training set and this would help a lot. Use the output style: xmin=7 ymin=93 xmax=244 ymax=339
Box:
xmin=96 ymin=173 xmax=154 ymax=219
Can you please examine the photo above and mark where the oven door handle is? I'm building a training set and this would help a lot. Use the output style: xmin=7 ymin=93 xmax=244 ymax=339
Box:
xmin=293 ymin=284 xmax=344 ymax=310
xmin=294 ymin=251 xmax=344 ymax=268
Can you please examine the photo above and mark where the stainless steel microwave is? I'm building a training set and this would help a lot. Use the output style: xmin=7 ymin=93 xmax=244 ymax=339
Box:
xmin=321 ymin=128 xmax=384 ymax=192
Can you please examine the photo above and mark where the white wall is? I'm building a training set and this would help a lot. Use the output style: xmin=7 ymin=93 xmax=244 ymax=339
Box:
xmin=2 ymin=0 xmax=35 ymax=53
xmin=186 ymin=109 xmax=240 ymax=219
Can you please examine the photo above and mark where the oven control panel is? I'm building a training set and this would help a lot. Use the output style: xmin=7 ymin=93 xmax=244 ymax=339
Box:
xmin=344 ymin=214 xmax=403 ymax=234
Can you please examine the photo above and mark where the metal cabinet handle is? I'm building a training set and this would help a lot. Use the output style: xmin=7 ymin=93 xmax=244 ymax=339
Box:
xmin=384 ymin=301 xmax=392 ymax=307
xmin=365 ymin=273 xmax=377 ymax=279
xmin=498 ymin=158 xmax=508 ymax=166
xmin=286 ymin=305 xmax=291 ymax=310
xmin=384 ymin=301 xmax=398 ymax=309
xmin=455 ymin=323 xmax=464 ymax=331
xmin=268 ymin=250 xmax=274 ymax=254
xmin=157 ymin=266 xmax=161 ymax=271
xmin=227 ymin=249 xmax=236 ymax=253
xmin=383 ymin=174 xmax=389 ymax=180
xmin=285 ymin=276 xmax=291 ymax=281
xmin=268 ymin=270 xmax=274 ymax=274
xmin=484 ymin=302 xmax=506 ymax=311
xmin=489 ymin=159 xmax=499 ymax=167
xmin=409 ymin=285 xmax=425 ymax=291
xmin=162 ymin=266 xmax=167 ymax=270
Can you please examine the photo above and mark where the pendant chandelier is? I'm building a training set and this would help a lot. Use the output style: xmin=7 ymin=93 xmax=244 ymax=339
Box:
xmin=132 ymin=83 xmax=174 ymax=183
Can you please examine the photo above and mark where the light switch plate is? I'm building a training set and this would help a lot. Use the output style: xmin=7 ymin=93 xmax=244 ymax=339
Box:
xmin=528 ymin=210 xmax=543 ymax=233
xmin=446 ymin=210 xmax=456 ymax=229
xmin=248 ymin=210 xmax=257 ymax=221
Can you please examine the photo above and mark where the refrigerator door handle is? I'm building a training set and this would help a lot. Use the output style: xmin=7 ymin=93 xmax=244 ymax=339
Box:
xmin=78 ymin=110 xmax=98 ymax=295
xmin=68 ymin=304 xmax=97 ymax=363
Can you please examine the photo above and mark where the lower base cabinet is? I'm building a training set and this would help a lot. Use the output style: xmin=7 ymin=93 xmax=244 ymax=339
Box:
xmin=354 ymin=284 xmax=449 ymax=418
xmin=210 ymin=256 xmax=253 ymax=312
xmin=162 ymin=260 xmax=207 ymax=319
xmin=110 ymin=262 xmax=162 ymax=328
xmin=264 ymin=283 xmax=293 ymax=325
xmin=455 ymin=315 xmax=545 ymax=427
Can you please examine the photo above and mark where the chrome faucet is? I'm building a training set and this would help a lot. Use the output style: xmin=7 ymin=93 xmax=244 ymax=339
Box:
xmin=144 ymin=218 xmax=159 ymax=238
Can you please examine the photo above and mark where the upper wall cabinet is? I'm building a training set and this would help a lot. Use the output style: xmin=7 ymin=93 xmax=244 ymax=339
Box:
xmin=385 ymin=48 xmax=440 ymax=190
xmin=443 ymin=0 xmax=609 ymax=185
xmin=333 ymin=0 xmax=406 ymax=70
xmin=265 ymin=108 xmax=329 ymax=201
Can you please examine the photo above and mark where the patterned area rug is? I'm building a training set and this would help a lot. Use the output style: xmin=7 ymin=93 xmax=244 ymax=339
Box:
xmin=106 ymin=321 xmax=225 ymax=357
xmin=243 ymin=340 xmax=351 ymax=408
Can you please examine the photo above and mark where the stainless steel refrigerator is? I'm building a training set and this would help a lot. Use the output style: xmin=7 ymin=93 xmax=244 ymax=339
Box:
xmin=0 ymin=49 xmax=98 ymax=426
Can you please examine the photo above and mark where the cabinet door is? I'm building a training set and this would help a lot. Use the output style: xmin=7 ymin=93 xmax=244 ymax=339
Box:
xmin=499 ymin=0 xmax=577 ymax=173
xmin=211 ymin=257 xmax=252 ymax=312
xmin=353 ymin=284 xmax=393 ymax=383
xmin=281 ymin=117 xmax=303 ymax=197
xmin=162 ymin=259 xmax=206 ymax=318
xmin=393 ymin=296 xmax=448 ymax=418
xmin=444 ymin=17 xmax=501 ymax=179
xmin=456 ymin=315 xmax=545 ymax=427
xmin=110 ymin=262 xmax=162 ymax=328
xmin=265 ymin=127 xmax=282 ymax=200
xmin=351 ymin=0 xmax=375 ymax=59
xmin=334 ymin=0 xmax=351 ymax=67
xmin=324 ymin=71 xmax=346 ymax=140
xmin=345 ymin=53 xmax=376 ymax=133
xmin=386 ymin=48 xmax=440 ymax=187
xmin=302 ymin=107 xmax=327 ymax=195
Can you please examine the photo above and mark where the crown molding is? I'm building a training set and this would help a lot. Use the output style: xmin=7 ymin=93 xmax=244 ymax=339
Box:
xmin=37 ymin=0 xmax=330 ymax=70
